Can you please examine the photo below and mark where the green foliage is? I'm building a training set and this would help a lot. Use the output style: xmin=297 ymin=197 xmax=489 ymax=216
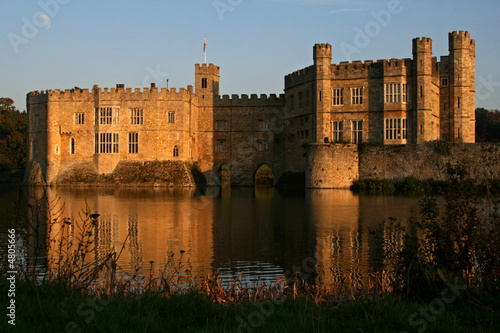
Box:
xmin=476 ymin=107 xmax=500 ymax=142
xmin=351 ymin=179 xmax=391 ymax=194
xmin=435 ymin=140 xmax=453 ymax=156
xmin=379 ymin=163 xmax=500 ymax=299
xmin=0 ymin=97 xmax=27 ymax=171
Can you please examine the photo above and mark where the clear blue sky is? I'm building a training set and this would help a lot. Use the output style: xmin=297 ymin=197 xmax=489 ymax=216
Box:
xmin=1 ymin=0 xmax=499 ymax=111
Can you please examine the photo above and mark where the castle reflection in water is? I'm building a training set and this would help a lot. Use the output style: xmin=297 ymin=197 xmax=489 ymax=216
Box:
xmin=25 ymin=186 xmax=419 ymax=286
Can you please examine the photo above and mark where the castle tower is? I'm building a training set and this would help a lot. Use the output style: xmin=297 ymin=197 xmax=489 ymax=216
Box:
xmin=313 ymin=43 xmax=332 ymax=143
xmin=195 ymin=63 xmax=220 ymax=105
xmin=412 ymin=37 xmax=435 ymax=143
xmin=448 ymin=31 xmax=475 ymax=142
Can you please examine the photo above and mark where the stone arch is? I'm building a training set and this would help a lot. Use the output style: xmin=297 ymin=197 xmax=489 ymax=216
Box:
xmin=254 ymin=163 xmax=274 ymax=187
xmin=217 ymin=163 xmax=231 ymax=187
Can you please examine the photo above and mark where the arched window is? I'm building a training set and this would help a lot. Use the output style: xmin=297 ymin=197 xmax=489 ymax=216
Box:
xmin=173 ymin=145 xmax=179 ymax=157
xmin=70 ymin=138 xmax=75 ymax=154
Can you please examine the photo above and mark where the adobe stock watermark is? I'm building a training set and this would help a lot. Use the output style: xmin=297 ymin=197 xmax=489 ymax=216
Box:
xmin=476 ymin=74 xmax=500 ymax=101
xmin=339 ymin=0 xmax=404 ymax=61
xmin=142 ymin=64 xmax=170 ymax=88
xmin=7 ymin=0 xmax=71 ymax=54
xmin=213 ymin=0 xmax=243 ymax=21
xmin=403 ymin=277 xmax=467 ymax=333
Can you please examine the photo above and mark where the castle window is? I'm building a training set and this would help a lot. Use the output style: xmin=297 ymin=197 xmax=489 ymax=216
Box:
xmin=385 ymin=118 xmax=407 ymax=140
xmin=202 ymin=78 xmax=207 ymax=89
xmin=96 ymin=133 xmax=119 ymax=154
xmin=216 ymin=139 xmax=227 ymax=152
xmin=351 ymin=88 xmax=363 ymax=105
xmin=34 ymin=114 xmax=39 ymax=127
xmin=70 ymin=138 xmax=75 ymax=155
xmin=420 ymin=86 xmax=423 ymax=98
xmin=258 ymin=140 xmax=269 ymax=152
xmin=441 ymin=77 xmax=449 ymax=87
xmin=332 ymin=88 xmax=344 ymax=106
xmin=352 ymin=120 xmax=363 ymax=144
xmin=128 ymin=132 xmax=138 ymax=154
xmin=458 ymin=97 xmax=461 ymax=108
xmin=31 ymin=141 xmax=36 ymax=160
xmin=385 ymin=83 xmax=401 ymax=103
xmin=55 ymin=144 xmax=59 ymax=155
xmin=216 ymin=120 xmax=227 ymax=131
xmin=258 ymin=120 xmax=268 ymax=130
xmin=130 ymin=108 xmax=143 ymax=125
xmin=305 ymin=91 xmax=310 ymax=106
xmin=74 ymin=112 xmax=85 ymax=125
xmin=332 ymin=121 xmax=344 ymax=142
xmin=113 ymin=108 xmax=119 ymax=124
xmin=298 ymin=92 xmax=303 ymax=109
xmin=173 ymin=145 xmax=179 ymax=157
xmin=99 ymin=107 xmax=113 ymax=124
xmin=290 ymin=95 xmax=295 ymax=111
xmin=402 ymin=84 xmax=408 ymax=103
xmin=168 ymin=112 xmax=175 ymax=124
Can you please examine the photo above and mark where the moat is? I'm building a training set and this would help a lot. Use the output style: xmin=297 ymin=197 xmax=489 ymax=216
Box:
xmin=0 ymin=186 xmax=420 ymax=285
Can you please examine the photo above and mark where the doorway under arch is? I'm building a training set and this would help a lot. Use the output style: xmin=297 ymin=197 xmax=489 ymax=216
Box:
xmin=254 ymin=164 xmax=274 ymax=187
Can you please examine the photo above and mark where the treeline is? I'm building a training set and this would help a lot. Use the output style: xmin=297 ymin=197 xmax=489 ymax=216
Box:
xmin=476 ymin=107 xmax=500 ymax=142
xmin=0 ymin=98 xmax=27 ymax=171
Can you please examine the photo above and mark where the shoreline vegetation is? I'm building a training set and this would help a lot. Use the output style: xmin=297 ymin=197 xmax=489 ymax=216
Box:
xmin=1 ymin=163 xmax=499 ymax=331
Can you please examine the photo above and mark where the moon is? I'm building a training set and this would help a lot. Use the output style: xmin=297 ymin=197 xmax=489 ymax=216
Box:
xmin=38 ymin=14 xmax=51 ymax=30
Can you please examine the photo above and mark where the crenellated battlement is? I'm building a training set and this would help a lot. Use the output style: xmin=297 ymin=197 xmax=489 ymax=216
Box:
xmin=333 ymin=60 xmax=373 ymax=71
xmin=449 ymin=30 xmax=475 ymax=50
xmin=412 ymin=37 xmax=433 ymax=54
xmin=313 ymin=43 xmax=332 ymax=60
xmin=285 ymin=66 xmax=314 ymax=87
xmin=216 ymin=93 xmax=285 ymax=106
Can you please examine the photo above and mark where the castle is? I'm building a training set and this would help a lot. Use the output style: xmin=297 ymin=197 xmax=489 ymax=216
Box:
xmin=26 ymin=31 xmax=475 ymax=187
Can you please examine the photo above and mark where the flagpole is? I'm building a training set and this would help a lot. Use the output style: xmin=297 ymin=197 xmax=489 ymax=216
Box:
xmin=204 ymin=37 xmax=207 ymax=64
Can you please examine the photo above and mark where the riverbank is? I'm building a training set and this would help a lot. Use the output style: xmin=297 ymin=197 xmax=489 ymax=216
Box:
xmin=1 ymin=278 xmax=498 ymax=332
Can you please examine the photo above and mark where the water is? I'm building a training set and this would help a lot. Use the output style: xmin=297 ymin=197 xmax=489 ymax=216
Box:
xmin=0 ymin=186 xmax=421 ymax=286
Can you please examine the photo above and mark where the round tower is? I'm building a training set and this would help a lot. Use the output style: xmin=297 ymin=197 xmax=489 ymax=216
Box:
xmin=313 ymin=43 xmax=332 ymax=143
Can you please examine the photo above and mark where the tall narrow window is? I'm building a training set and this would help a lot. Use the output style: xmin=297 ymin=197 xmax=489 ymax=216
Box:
xmin=332 ymin=88 xmax=344 ymax=105
xmin=351 ymin=88 xmax=363 ymax=105
xmin=168 ymin=112 xmax=175 ymax=124
xmin=70 ymin=138 xmax=75 ymax=154
xmin=216 ymin=139 xmax=227 ymax=152
xmin=216 ymin=120 xmax=227 ymax=131
xmin=458 ymin=97 xmax=461 ymax=108
xmin=128 ymin=132 xmax=138 ymax=154
xmin=96 ymin=133 xmax=119 ymax=154
xmin=298 ymin=92 xmax=303 ymax=109
xmin=352 ymin=120 xmax=363 ymax=144
xmin=74 ymin=112 xmax=85 ymax=125
xmin=99 ymin=107 xmax=112 ymax=124
xmin=173 ymin=145 xmax=179 ymax=157
xmin=130 ymin=108 xmax=143 ymax=125
xmin=34 ymin=114 xmax=39 ymax=127
xmin=113 ymin=108 xmax=119 ymax=124
xmin=332 ymin=121 xmax=344 ymax=141
xmin=385 ymin=83 xmax=402 ymax=103
xmin=201 ymin=78 xmax=207 ymax=89
xmin=402 ymin=84 xmax=407 ymax=103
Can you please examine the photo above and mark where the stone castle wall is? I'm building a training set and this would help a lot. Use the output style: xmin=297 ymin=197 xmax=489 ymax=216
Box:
xmin=306 ymin=143 xmax=500 ymax=189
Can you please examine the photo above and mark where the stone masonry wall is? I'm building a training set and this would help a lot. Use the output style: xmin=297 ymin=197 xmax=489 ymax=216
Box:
xmin=359 ymin=143 xmax=500 ymax=184
xmin=306 ymin=144 xmax=359 ymax=188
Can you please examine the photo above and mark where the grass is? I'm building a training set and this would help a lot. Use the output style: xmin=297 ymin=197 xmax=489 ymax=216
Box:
xmin=1 ymin=278 xmax=498 ymax=332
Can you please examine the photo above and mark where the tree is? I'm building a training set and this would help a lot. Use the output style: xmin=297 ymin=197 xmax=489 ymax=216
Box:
xmin=0 ymin=98 xmax=27 ymax=170
xmin=476 ymin=107 xmax=500 ymax=142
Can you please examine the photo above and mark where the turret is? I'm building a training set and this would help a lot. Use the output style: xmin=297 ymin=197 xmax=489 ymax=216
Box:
xmin=412 ymin=37 xmax=435 ymax=143
xmin=313 ymin=43 xmax=332 ymax=143
xmin=195 ymin=63 xmax=220 ymax=106
xmin=448 ymin=31 xmax=475 ymax=142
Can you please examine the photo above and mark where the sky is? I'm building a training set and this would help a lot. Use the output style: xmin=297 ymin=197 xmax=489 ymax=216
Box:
xmin=1 ymin=0 xmax=500 ymax=111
